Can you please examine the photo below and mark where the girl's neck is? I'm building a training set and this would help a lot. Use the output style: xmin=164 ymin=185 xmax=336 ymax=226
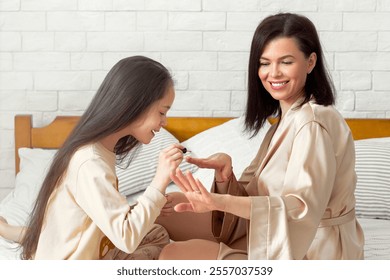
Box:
xmin=99 ymin=133 xmax=120 ymax=152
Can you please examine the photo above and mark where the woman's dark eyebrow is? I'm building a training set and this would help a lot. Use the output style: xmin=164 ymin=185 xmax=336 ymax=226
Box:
xmin=260 ymin=54 xmax=295 ymax=60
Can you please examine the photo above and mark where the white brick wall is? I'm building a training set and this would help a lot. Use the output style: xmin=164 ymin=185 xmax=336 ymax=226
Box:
xmin=1 ymin=0 xmax=390 ymax=199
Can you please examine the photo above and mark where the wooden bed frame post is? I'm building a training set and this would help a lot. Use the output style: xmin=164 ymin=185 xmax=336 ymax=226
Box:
xmin=14 ymin=115 xmax=32 ymax=174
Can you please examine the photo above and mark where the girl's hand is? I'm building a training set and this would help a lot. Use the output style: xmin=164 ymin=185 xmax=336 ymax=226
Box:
xmin=0 ymin=216 xmax=8 ymax=237
xmin=159 ymin=193 xmax=175 ymax=217
xmin=170 ymin=168 xmax=224 ymax=213
xmin=185 ymin=153 xmax=232 ymax=182
xmin=151 ymin=143 xmax=184 ymax=194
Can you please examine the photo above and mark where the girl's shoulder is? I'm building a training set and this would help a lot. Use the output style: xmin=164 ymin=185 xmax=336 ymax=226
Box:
xmin=70 ymin=143 xmax=116 ymax=173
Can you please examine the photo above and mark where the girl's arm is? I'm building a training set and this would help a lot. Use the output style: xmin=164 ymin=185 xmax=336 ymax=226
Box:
xmin=0 ymin=216 xmax=26 ymax=243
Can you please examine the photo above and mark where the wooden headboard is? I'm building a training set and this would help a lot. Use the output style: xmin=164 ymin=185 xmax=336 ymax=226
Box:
xmin=14 ymin=115 xmax=232 ymax=173
xmin=14 ymin=115 xmax=390 ymax=174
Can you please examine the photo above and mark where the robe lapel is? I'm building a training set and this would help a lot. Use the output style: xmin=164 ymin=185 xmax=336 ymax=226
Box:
xmin=243 ymin=124 xmax=277 ymax=196
xmin=254 ymin=124 xmax=278 ymax=177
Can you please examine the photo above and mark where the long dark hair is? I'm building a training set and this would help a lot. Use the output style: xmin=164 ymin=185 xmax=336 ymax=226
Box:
xmin=245 ymin=12 xmax=335 ymax=136
xmin=21 ymin=56 xmax=173 ymax=259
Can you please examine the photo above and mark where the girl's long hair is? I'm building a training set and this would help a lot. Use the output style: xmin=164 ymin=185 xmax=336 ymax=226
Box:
xmin=20 ymin=56 xmax=173 ymax=259
xmin=245 ymin=13 xmax=335 ymax=137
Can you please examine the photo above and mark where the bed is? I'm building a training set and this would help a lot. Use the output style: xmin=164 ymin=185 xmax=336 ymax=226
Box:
xmin=1 ymin=114 xmax=390 ymax=259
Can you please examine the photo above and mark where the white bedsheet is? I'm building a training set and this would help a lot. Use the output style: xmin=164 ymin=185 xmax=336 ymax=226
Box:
xmin=0 ymin=238 xmax=21 ymax=260
xmin=358 ymin=218 xmax=390 ymax=260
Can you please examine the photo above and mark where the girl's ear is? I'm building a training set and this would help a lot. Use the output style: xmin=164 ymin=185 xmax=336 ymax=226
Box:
xmin=307 ymin=52 xmax=317 ymax=74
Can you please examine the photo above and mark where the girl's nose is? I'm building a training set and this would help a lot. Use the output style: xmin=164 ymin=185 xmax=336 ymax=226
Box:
xmin=160 ymin=118 xmax=168 ymax=127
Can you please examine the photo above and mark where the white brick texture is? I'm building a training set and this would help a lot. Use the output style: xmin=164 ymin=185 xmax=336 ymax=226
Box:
xmin=0 ymin=0 xmax=390 ymax=198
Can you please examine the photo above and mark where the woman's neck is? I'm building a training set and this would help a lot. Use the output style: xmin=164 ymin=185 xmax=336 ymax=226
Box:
xmin=279 ymin=92 xmax=305 ymax=119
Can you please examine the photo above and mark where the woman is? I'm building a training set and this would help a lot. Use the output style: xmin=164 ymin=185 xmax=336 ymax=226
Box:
xmin=158 ymin=13 xmax=364 ymax=260
xmin=1 ymin=56 xmax=183 ymax=260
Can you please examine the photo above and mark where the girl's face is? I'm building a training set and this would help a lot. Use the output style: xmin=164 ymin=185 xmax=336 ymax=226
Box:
xmin=128 ymin=85 xmax=175 ymax=144
xmin=258 ymin=37 xmax=316 ymax=113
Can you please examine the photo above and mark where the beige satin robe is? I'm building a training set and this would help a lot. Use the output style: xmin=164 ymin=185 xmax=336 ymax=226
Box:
xmin=215 ymin=100 xmax=364 ymax=260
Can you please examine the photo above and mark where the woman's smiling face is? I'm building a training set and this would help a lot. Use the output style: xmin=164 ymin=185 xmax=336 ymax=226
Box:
xmin=258 ymin=37 xmax=316 ymax=111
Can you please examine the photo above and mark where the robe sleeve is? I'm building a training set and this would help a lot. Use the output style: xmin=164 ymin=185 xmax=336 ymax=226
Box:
xmin=211 ymin=174 xmax=248 ymax=244
xmin=249 ymin=121 xmax=337 ymax=259
xmin=74 ymin=158 xmax=166 ymax=254
xmin=210 ymin=127 xmax=275 ymax=244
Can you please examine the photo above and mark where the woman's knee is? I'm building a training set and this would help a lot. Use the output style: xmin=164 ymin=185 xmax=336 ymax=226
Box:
xmin=159 ymin=242 xmax=182 ymax=260
xmin=159 ymin=239 xmax=220 ymax=260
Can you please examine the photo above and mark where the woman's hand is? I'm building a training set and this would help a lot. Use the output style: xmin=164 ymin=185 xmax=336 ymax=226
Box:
xmin=151 ymin=143 xmax=185 ymax=194
xmin=170 ymin=168 xmax=224 ymax=213
xmin=186 ymin=153 xmax=233 ymax=182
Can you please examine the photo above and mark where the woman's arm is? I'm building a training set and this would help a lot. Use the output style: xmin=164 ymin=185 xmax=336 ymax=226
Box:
xmin=156 ymin=192 xmax=216 ymax=241
xmin=171 ymin=169 xmax=252 ymax=219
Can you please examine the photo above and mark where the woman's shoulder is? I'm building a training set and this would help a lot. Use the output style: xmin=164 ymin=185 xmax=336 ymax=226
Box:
xmin=289 ymin=101 xmax=341 ymax=124
xmin=308 ymin=102 xmax=342 ymax=122
xmin=298 ymin=102 xmax=350 ymax=135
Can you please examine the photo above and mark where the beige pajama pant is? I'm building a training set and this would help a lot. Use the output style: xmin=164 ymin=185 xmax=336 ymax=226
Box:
xmin=100 ymin=224 xmax=170 ymax=260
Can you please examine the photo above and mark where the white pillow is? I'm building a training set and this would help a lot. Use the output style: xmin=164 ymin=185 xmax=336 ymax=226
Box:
xmin=354 ymin=137 xmax=390 ymax=220
xmin=0 ymin=148 xmax=56 ymax=226
xmin=117 ymin=128 xmax=198 ymax=197
xmin=181 ymin=116 xmax=270 ymax=189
